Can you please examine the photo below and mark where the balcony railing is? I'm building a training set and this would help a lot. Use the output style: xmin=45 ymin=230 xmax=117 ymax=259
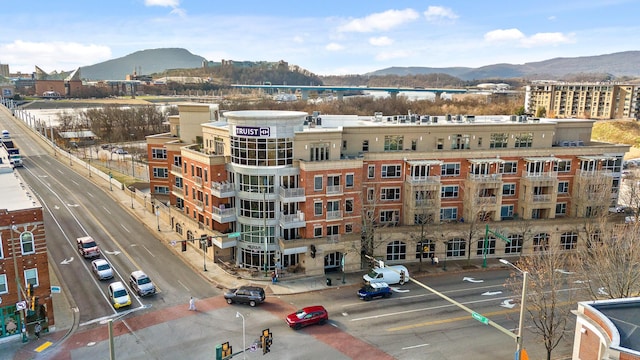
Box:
xmin=279 ymin=212 xmax=306 ymax=229
xmin=327 ymin=234 xmax=340 ymax=243
xmin=415 ymin=198 xmax=437 ymax=206
xmin=475 ymin=196 xmax=497 ymax=205
xmin=523 ymin=171 xmax=557 ymax=180
xmin=533 ymin=194 xmax=552 ymax=202
xmin=406 ymin=175 xmax=441 ymax=185
xmin=194 ymin=176 xmax=203 ymax=187
xmin=171 ymin=164 xmax=182 ymax=174
xmin=467 ymin=173 xmax=502 ymax=182
xmin=326 ymin=210 xmax=343 ymax=221
xmin=211 ymin=181 xmax=235 ymax=198
xmin=211 ymin=205 xmax=236 ymax=223
xmin=172 ymin=187 xmax=184 ymax=197
xmin=195 ymin=200 xmax=204 ymax=211
xmin=279 ymin=187 xmax=305 ymax=202
xmin=326 ymin=185 xmax=343 ymax=195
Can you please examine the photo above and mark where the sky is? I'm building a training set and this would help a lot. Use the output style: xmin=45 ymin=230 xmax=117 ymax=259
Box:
xmin=1 ymin=0 xmax=639 ymax=76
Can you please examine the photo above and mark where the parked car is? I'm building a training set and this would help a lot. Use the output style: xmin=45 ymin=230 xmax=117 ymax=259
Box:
xmin=363 ymin=265 xmax=409 ymax=285
xmin=91 ymin=259 xmax=114 ymax=280
xmin=224 ymin=286 xmax=265 ymax=307
xmin=112 ymin=148 xmax=128 ymax=154
xmin=286 ymin=305 xmax=329 ymax=330
xmin=108 ymin=282 xmax=131 ymax=309
xmin=129 ymin=270 xmax=156 ymax=297
xmin=357 ymin=282 xmax=392 ymax=301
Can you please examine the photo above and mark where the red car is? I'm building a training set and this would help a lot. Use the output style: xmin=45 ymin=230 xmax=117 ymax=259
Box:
xmin=285 ymin=305 xmax=329 ymax=330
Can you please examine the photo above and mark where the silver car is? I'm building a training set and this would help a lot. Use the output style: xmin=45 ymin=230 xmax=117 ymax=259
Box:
xmin=91 ymin=259 xmax=114 ymax=280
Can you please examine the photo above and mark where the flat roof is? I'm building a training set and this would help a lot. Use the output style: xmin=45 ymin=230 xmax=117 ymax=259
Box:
xmin=0 ymin=166 xmax=41 ymax=212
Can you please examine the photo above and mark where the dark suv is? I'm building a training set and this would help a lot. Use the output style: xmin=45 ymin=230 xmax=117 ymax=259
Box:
xmin=224 ymin=286 xmax=266 ymax=307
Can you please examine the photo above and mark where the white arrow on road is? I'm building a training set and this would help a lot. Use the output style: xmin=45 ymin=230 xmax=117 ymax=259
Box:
xmin=54 ymin=205 xmax=60 ymax=210
xmin=482 ymin=291 xmax=503 ymax=296
xmin=67 ymin=204 xmax=80 ymax=207
xmin=390 ymin=287 xmax=410 ymax=293
xmin=555 ymin=269 xmax=575 ymax=275
xmin=463 ymin=277 xmax=484 ymax=283
xmin=103 ymin=250 xmax=121 ymax=255
xmin=60 ymin=257 xmax=74 ymax=265
xmin=500 ymin=299 xmax=516 ymax=309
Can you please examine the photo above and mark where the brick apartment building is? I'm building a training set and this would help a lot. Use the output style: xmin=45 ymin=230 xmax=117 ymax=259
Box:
xmin=0 ymin=151 xmax=52 ymax=340
xmin=147 ymin=105 xmax=629 ymax=277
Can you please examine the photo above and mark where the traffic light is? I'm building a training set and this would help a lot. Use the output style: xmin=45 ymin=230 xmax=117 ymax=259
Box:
xmin=31 ymin=296 xmax=37 ymax=311
xmin=400 ymin=270 xmax=406 ymax=284
xmin=310 ymin=245 xmax=316 ymax=258
xmin=221 ymin=341 xmax=232 ymax=358
xmin=181 ymin=241 xmax=187 ymax=252
xmin=207 ymin=236 xmax=212 ymax=247
xmin=27 ymin=283 xmax=33 ymax=298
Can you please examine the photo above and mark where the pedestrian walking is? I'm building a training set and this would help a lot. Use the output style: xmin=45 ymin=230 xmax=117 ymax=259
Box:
xmin=188 ymin=297 xmax=196 ymax=311
xmin=430 ymin=254 xmax=434 ymax=265
xmin=271 ymin=271 xmax=277 ymax=283
xmin=434 ymin=257 xmax=439 ymax=265
xmin=34 ymin=322 xmax=41 ymax=339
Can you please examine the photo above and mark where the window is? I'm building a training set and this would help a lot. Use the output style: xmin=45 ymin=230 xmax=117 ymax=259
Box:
xmin=477 ymin=237 xmax=496 ymax=255
xmin=440 ymin=207 xmax=458 ymax=221
xmin=154 ymin=186 xmax=170 ymax=194
xmin=153 ymin=167 xmax=169 ymax=178
xmin=490 ymin=133 xmax=508 ymax=148
xmin=24 ymin=268 xmax=39 ymax=287
xmin=175 ymin=177 xmax=183 ymax=188
xmin=367 ymin=188 xmax=374 ymax=202
xmin=314 ymin=176 xmax=323 ymax=191
xmin=386 ymin=241 xmax=406 ymax=260
xmin=380 ymin=210 xmax=399 ymax=225
xmin=437 ymin=138 xmax=444 ymax=150
xmin=345 ymin=199 xmax=354 ymax=213
xmin=327 ymin=225 xmax=339 ymax=236
xmin=416 ymin=240 xmax=435 ymax=259
xmin=20 ymin=231 xmax=34 ymax=255
xmin=173 ymin=155 xmax=182 ymax=167
xmin=0 ymin=274 xmax=6 ymax=294
xmin=314 ymin=226 xmax=323 ymax=238
xmin=362 ymin=140 xmax=369 ymax=152
xmin=451 ymin=134 xmax=470 ymax=150
xmin=554 ymin=160 xmax=571 ymax=172
xmin=502 ymin=183 xmax=516 ymax=196
xmin=414 ymin=213 xmax=432 ymax=225
xmin=560 ymin=232 xmax=578 ymax=250
xmin=500 ymin=205 xmax=514 ymax=219
xmin=230 ymin=136 xmax=293 ymax=166
xmin=381 ymin=188 xmax=401 ymax=201
xmin=214 ymin=137 xmax=225 ymax=155
xmin=310 ymin=143 xmax=330 ymax=161
xmin=557 ymin=181 xmax=569 ymax=194
xmin=346 ymin=174 xmax=354 ymax=188
xmin=238 ymin=175 xmax=274 ymax=193
xmin=368 ymin=165 xmax=375 ymax=179
xmin=447 ymin=238 xmax=466 ymax=257
xmin=504 ymin=235 xmax=523 ymax=254
xmin=500 ymin=161 xmax=518 ymax=174
xmin=441 ymin=186 xmax=459 ymax=198
xmin=314 ymin=202 xmax=323 ymax=216
xmin=411 ymin=140 xmax=417 ymax=151
xmin=151 ymin=148 xmax=167 ymax=159
xmin=441 ymin=163 xmax=460 ymax=176
xmin=0 ymin=235 xmax=3 ymax=258
xmin=381 ymin=165 xmax=401 ymax=178
xmin=556 ymin=203 xmax=567 ymax=216
xmin=345 ymin=224 xmax=353 ymax=233
xmin=384 ymin=135 xmax=403 ymax=151
xmin=533 ymin=233 xmax=549 ymax=252
xmin=514 ymin=133 xmax=533 ymax=148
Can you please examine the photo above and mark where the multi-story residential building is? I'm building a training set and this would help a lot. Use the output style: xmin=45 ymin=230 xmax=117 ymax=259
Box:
xmin=526 ymin=82 xmax=640 ymax=120
xmin=147 ymin=105 xmax=629 ymax=277
xmin=0 ymin=151 xmax=53 ymax=340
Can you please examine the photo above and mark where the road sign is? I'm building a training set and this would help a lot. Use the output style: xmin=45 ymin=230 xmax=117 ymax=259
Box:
xmin=51 ymin=286 xmax=61 ymax=294
xmin=250 ymin=343 xmax=258 ymax=352
xmin=472 ymin=311 xmax=489 ymax=325
xmin=16 ymin=300 xmax=27 ymax=311
xmin=228 ymin=232 xmax=241 ymax=238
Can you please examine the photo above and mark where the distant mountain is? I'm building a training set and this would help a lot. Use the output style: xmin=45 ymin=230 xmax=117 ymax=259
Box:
xmin=367 ymin=51 xmax=640 ymax=80
xmin=80 ymin=48 xmax=206 ymax=80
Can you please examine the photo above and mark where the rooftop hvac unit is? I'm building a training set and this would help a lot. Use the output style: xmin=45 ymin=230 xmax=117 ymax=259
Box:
xmin=432 ymin=116 xmax=438 ymax=123
xmin=510 ymin=115 xmax=517 ymax=122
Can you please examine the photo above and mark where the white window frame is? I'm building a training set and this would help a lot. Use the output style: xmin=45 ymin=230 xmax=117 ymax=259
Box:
xmin=558 ymin=181 xmax=569 ymax=194
xmin=0 ymin=234 xmax=4 ymax=259
xmin=314 ymin=226 xmax=323 ymax=238
xmin=151 ymin=148 xmax=167 ymax=159
xmin=153 ymin=167 xmax=169 ymax=178
xmin=502 ymin=183 xmax=516 ymax=196
xmin=24 ymin=268 xmax=39 ymax=288
xmin=381 ymin=165 xmax=401 ymax=178
xmin=314 ymin=175 xmax=323 ymax=191
xmin=314 ymin=201 xmax=323 ymax=216
xmin=20 ymin=231 xmax=35 ymax=255
xmin=0 ymin=274 xmax=7 ymax=294
xmin=441 ymin=186 xmax=459 ymax=199
xmin=441 ymin=163 xmax=461 ymax=176
xmin=345 ymin=173 xmax=354 ymax=188
xmin=367 ymin=165 xmax=375 ymax=179
xmin=381 ymin=187 xmax=401 ymax=201
xmin=440 ymin=207 xmax=458 ymax=221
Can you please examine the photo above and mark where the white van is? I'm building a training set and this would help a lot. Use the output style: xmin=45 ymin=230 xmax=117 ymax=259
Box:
xmin=1 ymin=130 xmax=9 ymax=139
xmin=363 ymin=265 xmax=409 ymax=285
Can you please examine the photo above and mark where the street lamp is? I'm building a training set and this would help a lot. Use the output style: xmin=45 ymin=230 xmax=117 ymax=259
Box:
xmin=130 ymin=188 xmax=135 ymax=209
xmin=155 ymin=205 xmax=160 ymax=231
xmin=499 ymin=258 xmax=529 ymax=359
xmin=235 ymin=312 xmax=246 ymax=360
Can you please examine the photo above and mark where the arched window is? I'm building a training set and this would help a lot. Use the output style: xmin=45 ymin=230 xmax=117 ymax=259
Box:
xmin=416 ymin=240 xmax=435 ymax=259
xmin=386 ymin=241 xmax=406 ymax=260
xmin=175 ymin=223 xmax=183 ymax=235
xmin=505 ymin=234 xmax=523 ymax=254
xmin=20 ymin=232 xmax=35 ymax=255
xmin=477 ymin=236 xmax=495 ymax=256
xmin=187 ymin=230 xmax=194 ymax=241
xmin=447 ymin=238 xmax=465 ymax=257
xmin=533 ymin=233 xmax=549 ymax=252
xmin=560 ymin=232 xmax=578 ymax=250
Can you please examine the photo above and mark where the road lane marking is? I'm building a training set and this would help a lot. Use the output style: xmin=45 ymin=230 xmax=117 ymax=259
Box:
xmin=121 ymin=224 xmax=130 ymax=233
xmin=103 ymin=206 xmax=112 ymax=214
xmin=142 ymin=245 xmax=155 ymax=257
xmin=402 ymin=343 xmax=429 ymax=350
xmin=35 ymin=341 xmax=53 ymax=352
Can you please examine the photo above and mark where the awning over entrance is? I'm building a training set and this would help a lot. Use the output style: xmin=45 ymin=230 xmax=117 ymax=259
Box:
xmin=523 ymin=156 xmax=561 ymax=162
xmin=468 ymin=158 xmax=505 ymax=164
xmin=406 ymin=160 xmax=444 ymax=166
xmin=283 ymin=246 xmax=307 ymax=255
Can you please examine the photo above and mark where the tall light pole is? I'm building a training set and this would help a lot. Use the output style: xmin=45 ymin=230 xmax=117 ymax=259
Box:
xmin=499 ymin=258 xmax=529 ymax=358
xmin=235 ymin=312 xmax=246 ymax=359
xmin=155 ymin=205 xmax=160 ymax=231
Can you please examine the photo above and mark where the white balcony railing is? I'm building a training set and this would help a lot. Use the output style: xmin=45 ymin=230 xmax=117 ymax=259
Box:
xmin=406 ymin=175 xmax=441 ymax=185
xmin=326 ymin=210 xmax=343 ymax=220
xmin=326 ymin=185 xmax=343 ymax=195
xmin=171 ymin=164 xmax=182 ymax=174
xmin=533 ymin=194 xmax=552 ymax=202
xmin=211 ymin=181 xmax=235 ymax=198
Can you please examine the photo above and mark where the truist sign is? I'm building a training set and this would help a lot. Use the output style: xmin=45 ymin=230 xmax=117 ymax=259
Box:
xmin=235 ymin=126 xmax=270 ymax=137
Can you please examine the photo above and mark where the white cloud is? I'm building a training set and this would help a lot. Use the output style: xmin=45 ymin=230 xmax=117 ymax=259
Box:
xmin=293 ymin=36 xmax=304 ymax=44
xmin=325 ymin=43 xmax=344 ymax=51
xmin=369 ymin=36 xmax=393 ymax=46
xmin=548 ymin=15 xmax=556 ymax=21
xmin=145 ymin=0 xmax=180 ymax=7
xmin=484 ymin=28 xmax=525 ymax=42
xmin=338 ymin=9 xmax=420 ymax=33
xmin=375 ymin=50 xmax=411 ymax=61
xmin=423 ymin=6 xmax=458 ymax=22
xmin=484 ymin=28 xmax=575 ymax=47
xmin=2 ymin=40 xmax=111 ymax=72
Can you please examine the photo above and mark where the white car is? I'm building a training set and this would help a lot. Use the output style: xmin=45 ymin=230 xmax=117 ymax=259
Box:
xmin=108 ymin=282 xmax=132 ymax=309
xmin=91 ymin=259 xmax=114 ymax=280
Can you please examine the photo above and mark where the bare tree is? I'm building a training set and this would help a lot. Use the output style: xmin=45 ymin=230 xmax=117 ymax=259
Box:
xmin=360 ymin=185 xmax=396 ymax=268
xmin=504 ymin=249 xmax=578 ymax=360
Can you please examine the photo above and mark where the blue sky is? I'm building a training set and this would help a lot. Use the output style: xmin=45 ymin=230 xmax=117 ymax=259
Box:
xmin=1 ymin=0 xmax=638 ymax=76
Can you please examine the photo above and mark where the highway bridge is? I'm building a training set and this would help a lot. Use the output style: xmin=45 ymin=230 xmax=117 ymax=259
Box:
xmin=230 ymin=84 xmax=468 ymax=100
